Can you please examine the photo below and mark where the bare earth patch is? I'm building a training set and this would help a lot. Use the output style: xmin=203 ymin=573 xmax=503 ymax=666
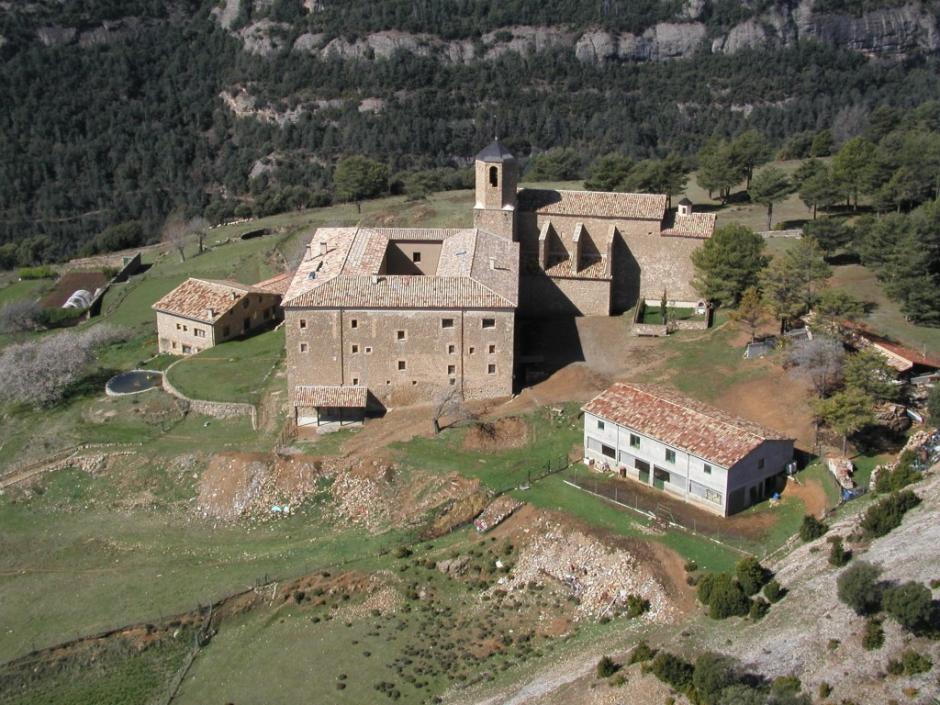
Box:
xmin=462 ymin=417 xmax=529 ymax=451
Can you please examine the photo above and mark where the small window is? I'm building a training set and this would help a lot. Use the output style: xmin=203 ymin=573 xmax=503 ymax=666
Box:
xmin=350 ymin=319 xmax=358 ymax=329
xmin=194 ymin=328 xmax=206 ymax=338
xmin=482 ymin=318 xmax=495 ymax=329
xmin=396 ymin=330 xmax=406 ymax=341
xmin=182 ymin=325 xmax=188 ymax=332
xmin=299 ymin=342 xmax=308 ymax=352
xmin=447 ymin=364 xmax=456 ymax=375
xmin=352 ymin=377 xmax=359 ymax=385
xmin=630 ymin=434 xmax=640 ymax=449
xmin=351 ymin=344 xmax=359 ymax=353
xmin=601 ymin=444 xmax=616 ymax=459
xmin=704 ymin=464 xmax=712 ymax=475
xmin=488 ymin=344 xmax=496 ymax=354
xmin=398 ymin=360 xmax=406 ymax=371
xmin=469 ymin=346 xmax=475 ymax=355
xmin=447 ymin=344 xmax=455 ymax=354
xmin=182 ymin=344 xmax=192 ymax=354
xmin=596 ymin=420 xmax=605 ymax=431
xmin=171 ymin=341 xmax=177 ymax=349
xmin=175 ymin=323 xmax=181 ymax=330
xmin=487 ymin=363 xmax=496 ymax=374
xmin=365 ymin=346 xmax=372 ymax=354
xmin=665 ymin=449 xmax=676 ymax=464
xmin=449 ymin=378 xmax=456 ymax=385
xmin=757 ymin=458 xmax=765 ymax=469
xmin=412 ymin=251 xmax=421 ymax=263
xmin=442 ymin=318 xmax=454 ymax=329
xmin=299 ymin=319 xmax=306 ymax=329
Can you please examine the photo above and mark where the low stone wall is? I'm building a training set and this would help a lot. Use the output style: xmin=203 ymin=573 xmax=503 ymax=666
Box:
xmin=632 ymin=322 xmax=671 ymax=337
xmin=632 ymin=299 xmax=710 ymax=335
xmin=759 ymin=229 xmax=802 ymax=239
xmin=162 ymin=361 xmax=258 ymax=429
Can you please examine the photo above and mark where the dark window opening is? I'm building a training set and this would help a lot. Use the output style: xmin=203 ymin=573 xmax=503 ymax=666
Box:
xmin=601 ymin=444 xmax=616 ymax=459
xmin=489 ymin=166 xmax=498 ymax=187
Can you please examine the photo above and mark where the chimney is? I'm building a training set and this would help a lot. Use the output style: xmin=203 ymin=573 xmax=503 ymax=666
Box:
xmin=319 ymin=241 xmax=327 ymax=256
xmin=371 ymin=274 xmax=379 ymax=284
xmin=206 ymin=308 xmax=215 ymax=321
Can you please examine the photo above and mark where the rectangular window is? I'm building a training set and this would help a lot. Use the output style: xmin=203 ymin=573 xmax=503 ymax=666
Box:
xmin=175 ymin=323 xmax=181 ymax=330
xmin=350 ymin=319 xmax=358 ymax=329
xmin=630 ymin=434 xmax=640 ymax=449
xmin=488 ymin=344 xmax=496 ymax=353
xmin=487 ymin=363 xmax=496 ymax=374
xmin=352 ymin=377 xmax=359 ymax=385
xmin=596 ymin=420 xmax=605 ymax=431
xmin=442 ymin=318 xmax=454 ymax=328
xmin=182 ymin=344 xmax=192 ymax=354
xmin=447 ymin=344 xmax=455 ymax=354
xmin=299 ymin=319 xmax=306 ymax=328
xmin=704 ymin=464 xmax=712 ymax=475
xmin=396 ymin=330 xmax=406 ymax=341
xmin=447 ymin=364 xmax=456 ymax=375
xmin=482 ymin=318 xmax=495 ymax=329
xmin=449 ymin=378 xmax=456 ymax=385
xmin=351 ymin=344 xmax=359 ymax=353
xmin=365 ymin=347 xmax=372 ymax=354
xmin=172 ymin=341 xmax=177 ymax=349
xmin=182 ymin=325 xmax=188 ymax=332
xmin=299 ymin=342 xmax=308 ymax=352
xmin=412 ymin=251 xmax=421 ymax=263
xmin=398 ymin=360 xmax=406 ymax=371
xmin=194 ymin=328 xmax=206 ymax=338
xmin=469 ymin=346 xmax=475 ymax=355
xmin=665 ymin=449 xmax=676 ymax=464
xmin=601 ymin=444 xmax=616 ymax=459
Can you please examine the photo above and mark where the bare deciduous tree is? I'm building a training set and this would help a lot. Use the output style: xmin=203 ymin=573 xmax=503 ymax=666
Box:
xmin=161 ymin=213 xmax=209 ymax=261
xmin=0 ymin=324 xmax=129 ymax=407
xmin=786 ymin=335 xmax=845 ymax=397
xmin=0 ymin=299 xmax=42 ymax=334
xmin=431 ymin=385 xmax=474 ymax=434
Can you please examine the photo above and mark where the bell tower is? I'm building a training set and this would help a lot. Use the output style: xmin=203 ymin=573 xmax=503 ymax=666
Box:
xmin=473 ymin=138 xmax=517 ymax=240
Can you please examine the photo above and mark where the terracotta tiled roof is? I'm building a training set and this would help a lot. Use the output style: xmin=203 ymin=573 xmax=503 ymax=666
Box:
xmin=283 ymin=227 xmax=518 ymax=309
xmin=152 ymin=278 xmax=259 ymax=323
xmin=542 ymin=256 xmax=610 ymax=280
xmin=582 ymin=383 xmax=791 ymax=468
xmin=293 ymin=385 xmax=368 ymax=408
xmin=518 ymin=189 xmax=667 ymax=221
xmin=253 ymin=270 xmax=294 ymax=296
xmin=661 ymin=212 xmax=716 ymax=239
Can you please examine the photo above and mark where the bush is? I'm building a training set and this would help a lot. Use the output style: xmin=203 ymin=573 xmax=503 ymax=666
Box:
xmin=828 ymin=537 xmax=852 ymax=567
xmin=862 ymin=618 xmax=884 ymax=651
xmin=875 ymin=451 xmax=921 ymax=493
xmin=887 ymin=649 xmax=932 ymax=676
xmin=818 ymin=682 xmax=832 ymax=699
xmin=628 ymin=641 xmax=656 ymax=664
xmin=17 ymin=265 xmax=56 ymax=280
xmin=693 ymin=652 xmax=738 ymax=705
xmin=763 ymin=579 xmax=785 ymax=603
xmin=697 ymin=572 xmax=718 ymax=606
xmin=799 ymin=514 xmax=828 ymax=541
xmin=860 ymin=491 xmax=921 ymax=538
xmin=649 ymin=651 xmax=694 ymax=692
xmin=596 ymin=655 xmax=619 ymax=678
xmin=837 ymin=561 xmax=883 ymax=615
xmin=735 ymin=557 xmax=769 ymax=596
xmin=882 ymin=581 xmax=934 ymax=633
xmin=625 ymin=594 xmax=650 ymax=618
xmin=707 ymin=575 xmax=750 ymax=620
xmin=0 ymin=299 xmax=43 ymax=334
xmin=749 ymin=597 xmax=770 ymax=621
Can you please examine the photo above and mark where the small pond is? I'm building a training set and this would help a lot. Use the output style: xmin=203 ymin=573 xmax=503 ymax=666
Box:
xmin=105 ymin=370 xmax=163 ymax=396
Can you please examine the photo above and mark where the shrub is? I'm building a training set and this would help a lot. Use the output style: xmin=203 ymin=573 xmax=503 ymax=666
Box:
xmin=763 ymin=579 xmax=785 ymax=603
xmin=17 ymin=265 xmax=56 ymax=279
xmin=596 ymin=655 xmax=619 ymax=678
xmin=628 ymin=641 xmax=656 ymax=664
xmin=684 ymin=560 xmax=699 ymax=573
xmin=717 ymin=684 xmax=766 ymax=705
xmin=875 ymin=451 xmax=920 ymax=493
xmin=649 ymin=651 xmax=694 ymax=692
xmin=860 ymin=491 xmax=921 ymax=538
xmin=818 ymin=682 xmax=832 ymax=699
xmin=799 ymin=514 xmax=828 ymax=542
xmin=882 ymin=581 xmax=934 ymax=633
xmin=693 ymin=652 xmax=738 ymax=705
xmin=887 ymin=650 xmax=932 ymax=676
xmin=625 ymin=594 xmax=651 ymax=618
xmin=395 ymin=546 xmax=413 ymax=558
xmin=828 ymin=536 xmax=852 ymax=567
xmin=862 ymin=618 xmax=884 ymax=651
xmin=837 ymin=561 xmax=883 ymax=615
xmin=697 ymin=572 xmax=719 ymax=606
xmin=703 ymin=574 xmax=750 ymax=619
xmin=735 ymin=557 xmax=769 ymax=596
xmin=749 ymin=597 xmax=769 ymax=621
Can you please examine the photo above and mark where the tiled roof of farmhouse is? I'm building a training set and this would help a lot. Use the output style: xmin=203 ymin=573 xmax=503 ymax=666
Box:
xmin=517 ymin=189 xmax=667 ymax=221
xmin=253 ymin=270 xmax=295 ymax=295
xmin=293 ymin=385 xmax=368 ymax=408
xmin=661 ymin=212 xmax=716 ymax=239
xmin=151 ymin=278 xmax=260 ymax=323
xmin=283 ymin=227 xmax=518 ymax=309
xmin=582 ymin=383 xmax=790 ymax=468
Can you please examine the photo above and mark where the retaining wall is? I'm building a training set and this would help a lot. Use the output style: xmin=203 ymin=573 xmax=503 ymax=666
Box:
xmin=162 ymin=361 xmax=258 ymax=429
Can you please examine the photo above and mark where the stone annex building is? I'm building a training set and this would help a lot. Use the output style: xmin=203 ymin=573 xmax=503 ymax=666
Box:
xmin=283 ymin=140 xmax=715 ymax=424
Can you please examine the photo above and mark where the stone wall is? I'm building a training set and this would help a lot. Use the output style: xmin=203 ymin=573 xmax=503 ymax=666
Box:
xmin=519 ymin=273 xmax=611 ymax=317
xmin=285 ymin=307 xmax=515 ymax=406
xmin=162 ymin=362 xmax=258 ymax=429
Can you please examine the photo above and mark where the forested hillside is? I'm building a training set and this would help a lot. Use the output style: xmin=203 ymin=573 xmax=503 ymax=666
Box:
xmin=1 ymin=0 xmax=940 ymax=262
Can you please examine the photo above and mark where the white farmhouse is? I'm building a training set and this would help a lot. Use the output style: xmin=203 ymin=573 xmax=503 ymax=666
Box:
xmin=582 ymin=383 xmax=795 ymax=517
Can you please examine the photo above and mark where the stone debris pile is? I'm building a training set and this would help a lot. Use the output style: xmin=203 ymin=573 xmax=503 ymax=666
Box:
xmin=474 ymin=495 xmax=523 ymax=532
xmin=493 ymin=517 xmax=673 ymax=623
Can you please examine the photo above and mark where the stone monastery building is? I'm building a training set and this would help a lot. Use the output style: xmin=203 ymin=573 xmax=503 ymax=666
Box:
xmin=283 ymin=140 xmax=715 ymax=423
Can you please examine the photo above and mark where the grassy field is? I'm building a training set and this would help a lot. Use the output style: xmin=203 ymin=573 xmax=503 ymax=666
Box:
xmin=166 ymin=328 xmax=285 ymax=404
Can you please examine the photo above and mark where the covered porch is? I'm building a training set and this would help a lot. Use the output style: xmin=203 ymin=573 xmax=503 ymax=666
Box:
xmin=293 ymin=385 xmax=369 ymax=430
